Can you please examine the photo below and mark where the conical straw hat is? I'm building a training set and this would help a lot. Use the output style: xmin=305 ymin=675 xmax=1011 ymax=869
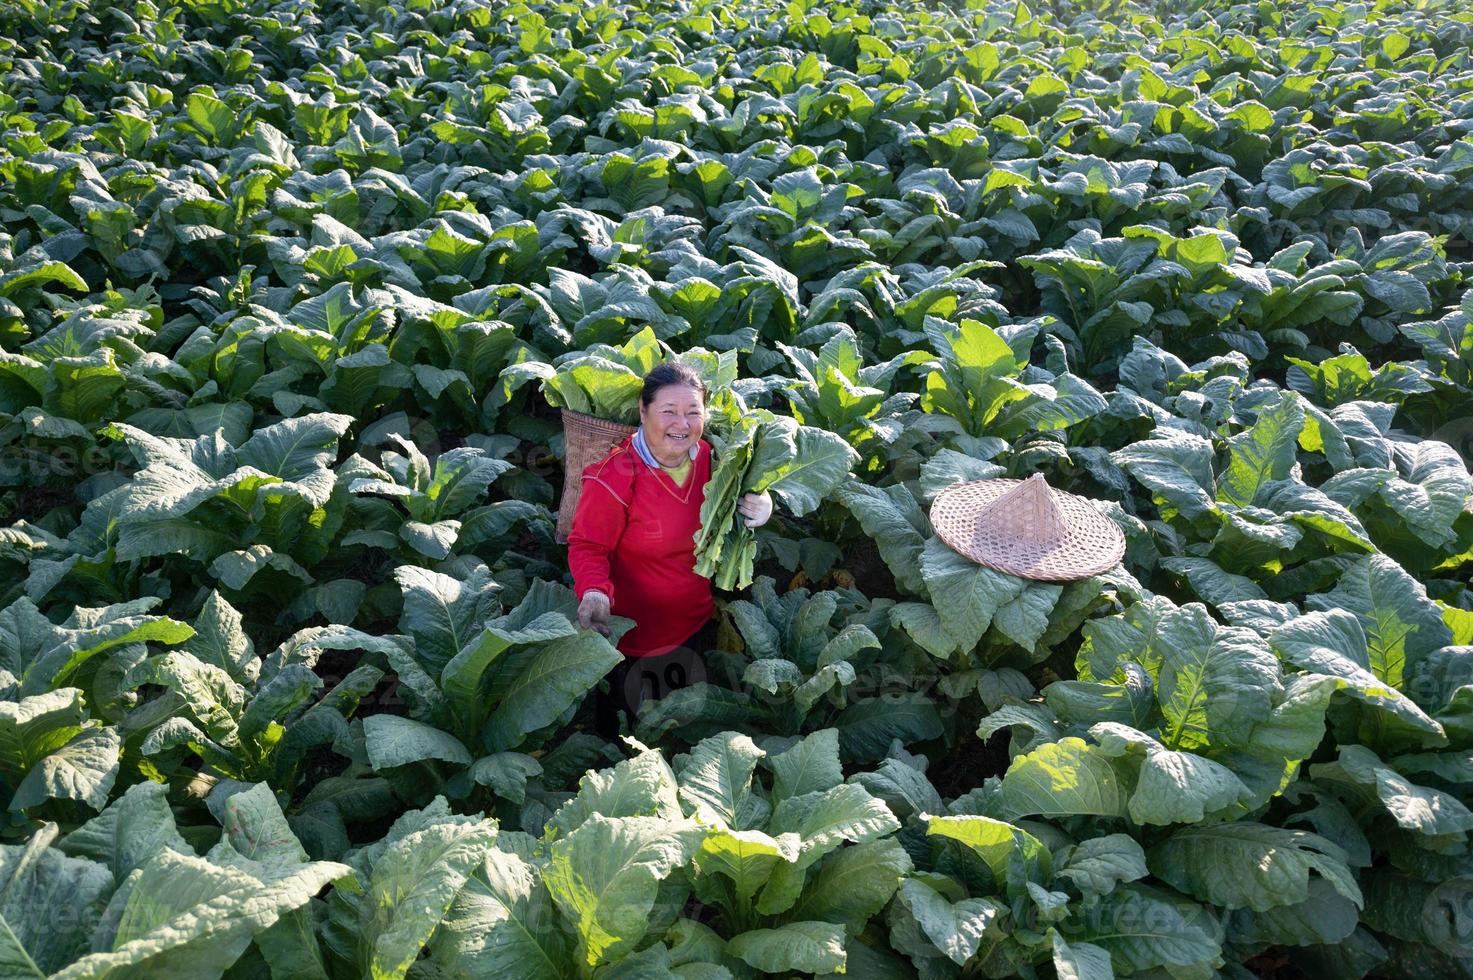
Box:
xmin=929 ymin=473 xmax=1125 ymax=581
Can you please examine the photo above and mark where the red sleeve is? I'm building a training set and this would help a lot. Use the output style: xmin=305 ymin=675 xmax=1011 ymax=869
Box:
xmin=567 ymin=452 xmax=633 ymax=602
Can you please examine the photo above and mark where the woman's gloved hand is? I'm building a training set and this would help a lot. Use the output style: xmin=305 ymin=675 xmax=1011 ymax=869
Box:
xmin=738 ymin=491 xmax=774 ymax=528
xmin=577 ymin=590 xmax=612 ymax=636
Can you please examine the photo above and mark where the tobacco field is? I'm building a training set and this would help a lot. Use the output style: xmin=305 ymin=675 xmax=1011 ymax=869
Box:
xmin=2 ymin=0 xmax=1473 ymax=976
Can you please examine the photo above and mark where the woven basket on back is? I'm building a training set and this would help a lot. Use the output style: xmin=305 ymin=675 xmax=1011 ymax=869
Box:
xmin=556 ymin=409 xmax=637 ymax=543
xmin=929 ymin=473 xmax=1125 ymax=581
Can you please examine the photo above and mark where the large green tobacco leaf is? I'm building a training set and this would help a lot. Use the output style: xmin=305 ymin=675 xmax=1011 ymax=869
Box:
xmin=323 ymin=809 xmax=497 ymax=980
xmin=1216 ymin=486 xmax=1311 ymax=570
xmin=894 ymin=878 xmax=1001 ymax=966
xmin=0 ymin=260 xmax=86 ymax=300
xmin=428 ymin=843 xmax=571 ymax=979
xmin=440 ymin=612 xmax=578 ymax=716
xmin=1064 ymin=885 xmax=1221 ymax=976
xmin=1216 ymin=391 xmax=1305 ymax=507
xmin=1211 ymin=674 xmax=1343 ymax=802
xmin=1321 ymin=441 xmax=1472 ymax=555
xmin=920 ymin=318 xmax=1027 ymax=436
xmin=766 ymin=783 xmax=899 ymax=864
xmin=59 ymin=781 xmax=190 ymax=884
xmin=57 ymin=848 xmax=349 ymax=980
xmin=234 ymin=413 xmax=354 ymax=481
xmin=889 ymin=602 xmax=956 ymax=659
xmin=780 ymin=329 xmax=907 ymax=449
xmin=836 ymin=693 xmax=945 ymax=763
xmin=1091 ymin=723 xmax=1254 ymax=825
xmin=787 ymin=837 xmax=912 ymax=933
xmin=543 ymin=745 xmax=684 ymax=841
xmin=1148 ymin=822 xmax=1361 ymax=913
xmin=0 ymin=689 xmax=84 ymax=775
xmin=684 ymin=743 xmax=911 ymax=935
xmin=925 ymin=813 xmax=1051 ymax=890
xmin=835 ymin=482 xmax=929 ymax=596
xmin=761 ymin=424 xmax=862 ymax=516
xmin=1306 ymin=555 xmax=1451 ymax=690
xmin=917 ymin=536 xmax=1030 ymax=654
xmin=1153 ymin=603 xmax=1282 ymax=752
xmin=1045 ymin=669 xmax=1154 ymax=735
xmin=0 ymin=597 xmax=193 ymax=696
xmin=676 ymin=731 xmax=768 ymax=827
xmin=992 ymin=373 xmax=1107 ymax=440
xmin=209 ymin=783 xmax=310 ymax=873
xmin=1268 ymin=610 xmax=1444 ymax=740
xmin=1052 ymin=932 xmax=1114 ymax=980
xmin=420 ymin=449 xmax=513 ymax=521
xmin=0 ymin=827 xmax=113 ymax=977
xmin=991 ymin=737 xmax=1130 ymax=820
xmin=768 ymin=728 xmax=844 ymax=803
xmin=180 ymin=592 xmax=257 ymax=684
xmin=694 ymin=825 xmax=799 ymax=903
xmin=1054 ymin=834 xmax=1149 ymax=900
xmin=1225 ymin=879 xmax=1360 ymax=949
xmin=1077 ymin=596 xmax=1180 ymax=681
xmin=0 ymin=688 xmax=121 ymax=812
xmin=209 ymin=784 xmax=336 ymax=977
xmin=9 ymin=724 xmax=120 ymax=812
xmin=483 ymin=631 xmax=622 ymax=751
xmin=1314 ymin=744 xmax=1473 ymax=837
xmin=130 ymin=648 xmax=246 ymax=738
xmin=1112 ymin=430 xmax=1218 ymax=520
xmin=994 ymin=580 xmax=1066 ymax=651
xmin=359 ymin=821 xmax=497 ymax=980
xmin=399 ymin=519 xmax=459 ymax=561
xmin=727 ymin=920 xmax=847 ymax=974
xmin=757 ymin=783 xmax=900 ymax=914
xmin=52 ymin=351 xmax=127 ymax=425
xmin=394 ymin=565 xmax=501 ymax=677
xmin=363 ymin=714 xmax=473 ymax=770
xmin=544 ymin=815 xmax=703 ymax=969
xmin=463 ymin=753 xmax=543 ymax=805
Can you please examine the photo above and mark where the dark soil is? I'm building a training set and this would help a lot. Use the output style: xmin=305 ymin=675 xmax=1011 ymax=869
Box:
xmin=928 ymin=728 xmax=1013 ymax=799
xmin=297 ymin=744 xmax=347 ymax=798
xmin=314 ymin=647 xmax=373 ymax=690
xmin=5 ymin=481 xmax=76 ymax=522
xmin=838 ymin=533 xmax=902 ymax=600
xmin=1243 ymin=951 xmax=1312 ymax=980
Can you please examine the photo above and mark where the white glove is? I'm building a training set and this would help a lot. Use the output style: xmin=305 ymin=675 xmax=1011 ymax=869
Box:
xmin=738 ymin=491 xmax=774 ymax=528
xmin=577 ymin=590 xmax=611 ymax=636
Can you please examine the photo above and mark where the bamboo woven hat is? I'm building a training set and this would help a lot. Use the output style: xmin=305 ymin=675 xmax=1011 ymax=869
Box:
xmin=930 ymin=473 xmax=1125 ymax=581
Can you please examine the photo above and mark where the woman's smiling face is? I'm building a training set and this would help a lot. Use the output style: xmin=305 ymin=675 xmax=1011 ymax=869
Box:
xmin=639 ymin=382 xmax=705 ymax=465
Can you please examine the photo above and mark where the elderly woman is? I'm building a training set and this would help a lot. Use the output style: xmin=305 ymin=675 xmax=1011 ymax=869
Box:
xmin=568 ymin=362 xmax=772 ymax=734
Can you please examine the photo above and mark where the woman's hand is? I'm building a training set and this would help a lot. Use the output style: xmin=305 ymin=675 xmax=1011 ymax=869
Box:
xmin=738 ymin=491 xmax=774 ymax=528
xmin=578 ymin=590 xmax=612 ymax=637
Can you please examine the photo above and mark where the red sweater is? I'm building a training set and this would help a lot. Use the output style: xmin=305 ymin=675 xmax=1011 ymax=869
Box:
xmin=568 ymin=436 xmax=714 ymax=657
